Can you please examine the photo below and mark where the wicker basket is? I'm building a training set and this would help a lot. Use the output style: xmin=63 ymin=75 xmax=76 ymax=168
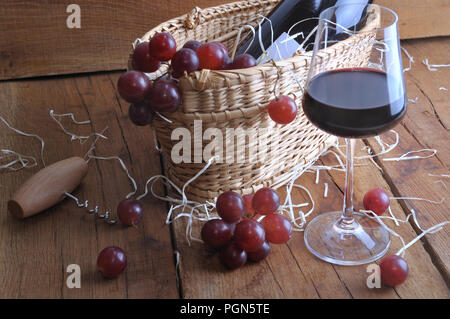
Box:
xmin=129 ymin=0 xmax=379 ymax=203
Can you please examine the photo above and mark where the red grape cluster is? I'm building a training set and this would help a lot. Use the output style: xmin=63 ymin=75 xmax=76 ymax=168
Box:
xmin=118 ymin=33 xmax=181 ymax=127
xmin=119 ymin=32 xmax=259 ymax=127
xmin=201 ymin=188 xmax=293 ymax=270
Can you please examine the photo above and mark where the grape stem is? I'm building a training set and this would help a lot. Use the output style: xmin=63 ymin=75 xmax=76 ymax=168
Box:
xmin=269 ymin=59 xmax=282 ymax=99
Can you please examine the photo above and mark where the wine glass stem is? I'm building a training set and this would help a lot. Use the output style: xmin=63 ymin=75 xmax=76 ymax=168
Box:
xmin=340 ymin=138 xmax=355 ymax=228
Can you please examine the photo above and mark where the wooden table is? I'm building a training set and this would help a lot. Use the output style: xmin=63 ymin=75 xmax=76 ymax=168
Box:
xmin=0 ymin=37 xmax=448 ymax=299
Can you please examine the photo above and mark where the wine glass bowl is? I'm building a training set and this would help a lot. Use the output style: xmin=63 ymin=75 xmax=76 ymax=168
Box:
xmin=302 ymin=4 xmax=406 ymax=265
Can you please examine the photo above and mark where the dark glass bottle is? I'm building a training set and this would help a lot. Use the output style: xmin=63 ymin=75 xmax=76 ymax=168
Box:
xmin=236 ymin=0 xmax=372 ymax=61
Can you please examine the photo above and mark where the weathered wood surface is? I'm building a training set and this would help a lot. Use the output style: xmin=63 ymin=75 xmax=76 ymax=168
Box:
xmin=0 ymin=37 xmax=448 ymax=298
xmin=1 ymin=0 xmax=449 ymax=80
xmin=366 ymin=37 xmax=450 ymax=281
xmin=0 ymin=0 xmax=230 ymax=80
xmin=0 ymin=73 xmax=178 ymax=298
xmin=377 ymin=0 xmax=450 ymax=40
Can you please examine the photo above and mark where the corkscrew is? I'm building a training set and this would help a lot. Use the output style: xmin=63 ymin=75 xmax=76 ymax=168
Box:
xmin=7 ymin=156 xmax=116 ymax=224
xmin=64 ymin=192 xmax=117 ymax=224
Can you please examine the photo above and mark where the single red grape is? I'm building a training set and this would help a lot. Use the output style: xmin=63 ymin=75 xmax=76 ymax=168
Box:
xmin=128 ymin=101 xmax=153 ymax=126
xmin=247 ymin=241 xmax=270 ymax=262
xmin=363 ymin=188 xmax=390 ymax=216
xmin=196 ymin=43 xmax=225 ymax=70
xmin=183 ymin=40 xmax=202 ymax=52
xmin=268 ymin=95 xmax=298 ymax=124
xmin=117 ymin=71 xmax=151 ymax=103
xmin=97 ymin=246 xmax=127 ymax=279
xmin=234 ymin=219 xmax=265 ymax=252
xmin=201 ymin=219 xmax=233 ymax=249
xmin=211 ymin=42 xmax=228 ymax=57
xmin=171 ymin=48 xmax=199 ymax=77
xmin=117 ymin=198 xmax=143 ymax=226
xmin=210 ymin=42 xmax=229 ymax=70
xmin=253 ymin=188 xmax=280 ymax=215
xmin=132 ymin=42 xmax=161 ymax=73
xmin=231 ymin=54 xmax=257 ymax=69
xmin=260 ymin=213 xmax=292 ymax=244
xmin=148 ymin=79 xmax=181 ymax=113
xmin=216 ymin=191 xmax=245 ymax=223
xmin=380 ymin=255 xmax=409 ymax=286
xmin=243 ymin=194 xmax=255 ymax=216
xmin=148 ymin=32 xmax=177 ymax=61
xmin=219 ymin=242 xmax=247 ymax=270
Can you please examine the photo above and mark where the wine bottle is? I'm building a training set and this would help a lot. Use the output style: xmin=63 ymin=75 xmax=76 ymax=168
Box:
xmin=236 ymin=0 xmax=373 ymax=62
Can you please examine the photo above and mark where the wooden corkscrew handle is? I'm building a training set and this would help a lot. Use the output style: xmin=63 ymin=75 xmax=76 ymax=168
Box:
xmin=8 ymin=157 xmax=88 ymax=219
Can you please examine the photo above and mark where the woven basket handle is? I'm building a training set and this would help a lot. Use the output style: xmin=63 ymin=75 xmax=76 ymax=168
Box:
xmin=184 ymin=6 xmax=205 ymax=29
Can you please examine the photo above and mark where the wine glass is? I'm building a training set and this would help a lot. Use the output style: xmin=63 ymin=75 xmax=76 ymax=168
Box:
xmin=302 ymin=3 xmax=406 ymax=265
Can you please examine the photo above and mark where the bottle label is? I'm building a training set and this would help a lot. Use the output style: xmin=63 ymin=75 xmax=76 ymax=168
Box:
xmin=258 ymin=32 xmax=302 ymax=64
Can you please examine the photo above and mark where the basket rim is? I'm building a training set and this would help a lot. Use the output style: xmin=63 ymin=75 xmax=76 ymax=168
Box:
xmin=127 ymin=0 xmax=297 ymax=75
xmin=129 ymin=0 xmax=380 ymax=90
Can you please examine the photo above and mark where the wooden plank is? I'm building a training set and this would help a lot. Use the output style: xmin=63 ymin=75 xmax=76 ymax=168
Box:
xmin=361 ymin=37 xmax=450 ymax=281
xmin=1 ymin=0 xmax=448 ymax=80
xmin=401 ymin=38 xmax=450 ymax=130
xmin=0 ymin=0 xmax=230 ymax=80
xmin=365 ymin=124 xmax=450 ymax=281
xmin=0 ymin=72 xmax=179 ymax=298
xmin=376 ymin=0 xmax=450 ymax=40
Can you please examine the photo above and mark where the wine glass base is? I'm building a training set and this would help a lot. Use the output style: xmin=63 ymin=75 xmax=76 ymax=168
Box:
xmin=304 ymin=211 xmax=390 ymax=266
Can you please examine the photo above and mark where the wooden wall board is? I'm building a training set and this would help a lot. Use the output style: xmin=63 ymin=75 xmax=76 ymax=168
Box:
xmin=1 ymin=0 xmax=448 ymax=80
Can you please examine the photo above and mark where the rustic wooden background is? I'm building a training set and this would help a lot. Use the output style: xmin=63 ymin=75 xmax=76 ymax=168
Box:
xmin=0 ymin=0 xmax=449 ymax=80
xmin=0 ymin=0 xmax=229 ymax=79
xmin=0 ymin=0 xmax=448 ymax=299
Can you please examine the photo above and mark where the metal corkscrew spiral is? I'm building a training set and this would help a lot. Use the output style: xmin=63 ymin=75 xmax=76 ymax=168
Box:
xmin=64 ymin=192 xmax=118 ymax=225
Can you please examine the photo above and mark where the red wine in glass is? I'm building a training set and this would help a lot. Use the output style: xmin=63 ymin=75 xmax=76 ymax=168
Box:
xmin=303 ymin=68 xmax=406 ymax=138
xmin=302 ymin=3 xmax=406 ymax=266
